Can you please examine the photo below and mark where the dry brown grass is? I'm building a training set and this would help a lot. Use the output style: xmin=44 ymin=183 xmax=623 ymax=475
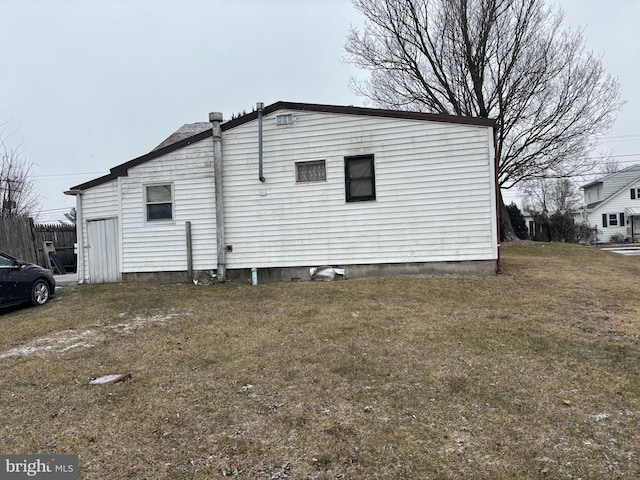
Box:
xmin=1 ymin=243 xmax=639 ymax=479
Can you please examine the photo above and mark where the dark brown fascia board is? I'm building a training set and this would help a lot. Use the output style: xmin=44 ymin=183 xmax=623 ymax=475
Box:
xmin=68 ymin=101 xmax=495 ymax=193
xmin=581 ymin=179 xmax=603 ymax=189
xmin=221 ymin=101 xmax=496 ymax=130
xmin=67 ymin=129 xmax=213 ymax=192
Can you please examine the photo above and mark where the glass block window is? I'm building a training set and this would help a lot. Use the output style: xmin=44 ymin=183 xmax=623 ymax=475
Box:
xmin=146 ymin=184 xmax=173 ymax=221
xmin=296 ymin=160 xmax=326 ymax=183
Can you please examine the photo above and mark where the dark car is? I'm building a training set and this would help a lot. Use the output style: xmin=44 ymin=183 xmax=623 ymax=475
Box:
xmin=0 ymin=251 xmax=56 ymax=307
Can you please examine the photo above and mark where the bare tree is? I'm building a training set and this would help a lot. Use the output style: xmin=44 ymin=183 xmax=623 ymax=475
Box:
xmin=520 ymin=177 xmax=580 ymax=214
xmin=599 ymin=152 xmax=621 ymax=174
xmin=345 ymin=0 xmax=623 ymax=189
xmin=0 ymin=117 xmax=40 ymax=217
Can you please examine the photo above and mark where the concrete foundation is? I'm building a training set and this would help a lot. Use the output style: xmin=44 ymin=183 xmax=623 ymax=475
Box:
xmin=122 ymin=260 xmax=497 ymax=284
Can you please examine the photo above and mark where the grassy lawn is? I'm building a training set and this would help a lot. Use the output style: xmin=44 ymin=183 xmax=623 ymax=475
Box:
xmin=1 ymin=243 xmax=639 ymax=479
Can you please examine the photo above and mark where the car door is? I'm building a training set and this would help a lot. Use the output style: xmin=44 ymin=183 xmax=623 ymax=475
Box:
xmin=0 ymin=253 xmax=18 ymax=305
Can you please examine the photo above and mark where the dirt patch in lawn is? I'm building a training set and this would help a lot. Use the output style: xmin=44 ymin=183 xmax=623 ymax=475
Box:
xmin=0 ymin=311 xmax=190 ymax=358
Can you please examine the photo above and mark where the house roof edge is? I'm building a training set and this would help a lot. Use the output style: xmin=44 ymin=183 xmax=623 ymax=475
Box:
xmin=221 ymin=101 xmax=496 ymax=130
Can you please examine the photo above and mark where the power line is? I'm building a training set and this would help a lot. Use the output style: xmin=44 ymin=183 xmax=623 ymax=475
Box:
xmin=34 ymin=171 xmax=106 ymax=180
xmin=596 ymin=133 xmax=640 ymax=141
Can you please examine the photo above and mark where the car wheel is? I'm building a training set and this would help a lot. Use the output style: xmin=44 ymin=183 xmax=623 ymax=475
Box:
xmin=31 ymin=279 xmax=51 ymax=306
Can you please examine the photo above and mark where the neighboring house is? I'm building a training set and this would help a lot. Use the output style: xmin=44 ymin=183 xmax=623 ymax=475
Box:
xmin=65 ymin=101 xmax=499 ymax=284
xmin=523 ymin=213 xmax=537 ymax=239
xmin=578 ymin=164 xmax=640 ymax=243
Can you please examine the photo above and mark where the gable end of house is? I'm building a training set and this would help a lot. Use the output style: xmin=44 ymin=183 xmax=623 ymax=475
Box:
xmin=67 ymin=128 xmax=214 ymax=192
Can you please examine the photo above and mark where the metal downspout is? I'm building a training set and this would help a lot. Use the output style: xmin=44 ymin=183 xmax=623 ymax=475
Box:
xmin=257 ymin=102 xmax=265 ymax=182
xmin=210 ymin=111 xmax=225 ymax=282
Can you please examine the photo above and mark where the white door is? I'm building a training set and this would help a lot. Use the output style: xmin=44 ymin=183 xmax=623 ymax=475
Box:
xmin=87 ymin=219 xmax=120 ymax=283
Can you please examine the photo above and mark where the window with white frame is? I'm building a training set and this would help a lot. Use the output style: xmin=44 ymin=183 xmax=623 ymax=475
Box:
xmin=602 ymin=213 xmax=623 ymax=228
xmin=296 ymin=160 xmax=326 ymax=183
xmin=145 ymin=184 xmax=173 ymax=221
xmin=631 ymin=188 xmax=640 ymax=200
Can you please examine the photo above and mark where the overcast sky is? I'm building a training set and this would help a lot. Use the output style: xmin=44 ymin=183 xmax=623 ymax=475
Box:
xmin=1 ymin=0 xmax=639 ymax=222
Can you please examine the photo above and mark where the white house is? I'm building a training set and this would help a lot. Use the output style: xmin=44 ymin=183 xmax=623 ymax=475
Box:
xmin=578 ymin=165 xmax=640 ymax=243
xmin=65 ymin=102 xmax=499 ymax=284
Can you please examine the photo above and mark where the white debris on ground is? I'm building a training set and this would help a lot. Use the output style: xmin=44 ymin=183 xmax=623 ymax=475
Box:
xmin=310 ymin=266 xmax=346 ymax=281
xmin=108 ymin=312 xmax=186 ymax=334
xmin=0 ymin=310 xmax=191 ymax=359
xmin=89 ymin=373 xmax=132 ymax=385
xmin=0 ymin=329 xmax=101 ymax=359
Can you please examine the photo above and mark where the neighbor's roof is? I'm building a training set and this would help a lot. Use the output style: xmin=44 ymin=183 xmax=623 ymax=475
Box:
xmin=581 ymin=164 xmax=640 ymax=189
xmin=66 ymin=101 xmax=496 ymax=193
xmin=152 ymin=122 xmax=212 ymax=151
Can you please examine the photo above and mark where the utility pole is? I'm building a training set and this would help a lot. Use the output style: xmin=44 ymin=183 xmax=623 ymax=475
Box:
xmin=2 ymin=177 xmax=19 ymax=216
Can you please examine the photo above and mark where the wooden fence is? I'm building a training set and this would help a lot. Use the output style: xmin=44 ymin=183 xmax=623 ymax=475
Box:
xmin=0 ymin=216 xmax=77 ymax=271
xmin=34 ymin=224 xmax=78 ymax=272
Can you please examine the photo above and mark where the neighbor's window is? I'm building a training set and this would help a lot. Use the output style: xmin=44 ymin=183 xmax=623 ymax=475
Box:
xmin=296 ymin=160 xmax=326 ymax=183
xmin=345 ymin=154 xmax=376 ymax=202
xmin=608 ymin=213 xmax=618 ymax=227
xmin=632 ymin=188 xmax=640 ymax=200
xmin=146 ymin=184 xmax=173 ymax=221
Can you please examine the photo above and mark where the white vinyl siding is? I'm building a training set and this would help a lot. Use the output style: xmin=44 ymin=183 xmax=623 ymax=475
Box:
xmin=602 ymin=166 xmax=640 ymax=198
xmin=120 ymin=138 xmax=216 ymax=273
xmin=221 ymin=110 xmax=497 ymax=269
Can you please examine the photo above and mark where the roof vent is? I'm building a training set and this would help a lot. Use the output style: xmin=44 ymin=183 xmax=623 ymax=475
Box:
xmin=276 ymin=114 xmax=294 ymax=126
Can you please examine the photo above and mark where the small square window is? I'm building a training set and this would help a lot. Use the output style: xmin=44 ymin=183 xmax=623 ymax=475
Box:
xmin=146 ymin=184 xmax=173 ymax=221
xmin=345 ymin=154 xmax=376 ymax=202
xmin=608 ymin=213 xmax=618 ymax=226
xmin=276 ymin=114 xmax=294 ymax=126
xmin=296 ymin=160 xmax=326 ymax=182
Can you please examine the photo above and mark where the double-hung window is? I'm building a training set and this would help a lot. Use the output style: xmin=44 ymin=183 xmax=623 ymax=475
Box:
xmin=345 ymin=154 xmax=376 ymax=202
xmin=145 ymin=184 xmax=173 ymax=221
xmin=603 ymin=213 xmax=621 ymax=228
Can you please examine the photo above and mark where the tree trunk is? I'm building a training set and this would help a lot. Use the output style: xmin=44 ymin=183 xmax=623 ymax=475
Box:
xmin=499 ymin=190 xmax=516 ymax=242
